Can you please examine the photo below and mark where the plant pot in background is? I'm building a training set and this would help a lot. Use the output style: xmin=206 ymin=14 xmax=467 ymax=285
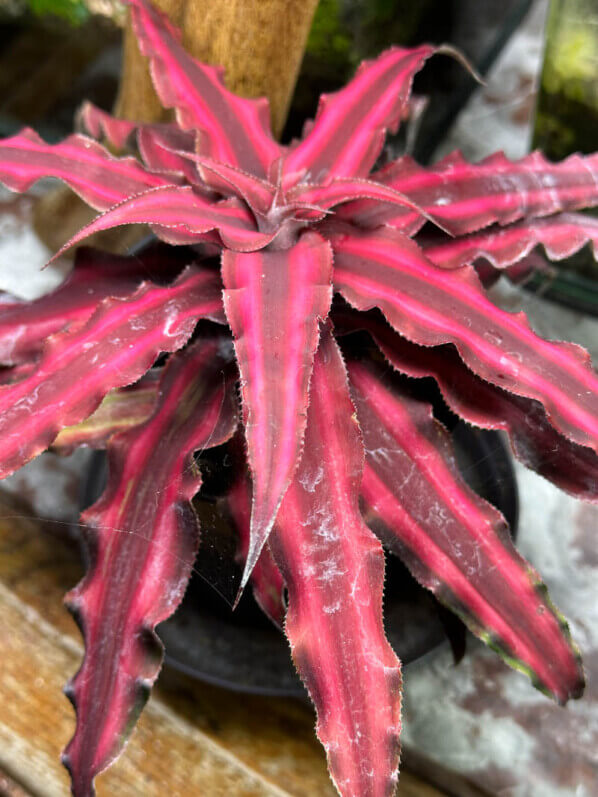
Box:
xmin=81 ymin=407 xmax=518 ymax=698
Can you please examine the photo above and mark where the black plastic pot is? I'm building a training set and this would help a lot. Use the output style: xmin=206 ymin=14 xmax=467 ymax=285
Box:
xmin=81 ymin=418 xmax=518 ymax=698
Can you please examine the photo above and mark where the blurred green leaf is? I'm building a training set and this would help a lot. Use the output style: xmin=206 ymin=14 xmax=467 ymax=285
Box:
xmin=28 ymin=0 xmax=89 ymax=24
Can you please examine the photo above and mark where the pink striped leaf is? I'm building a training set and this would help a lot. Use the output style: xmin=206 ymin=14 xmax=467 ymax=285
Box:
xmin=270 ymin=326 xmax=402 ymax=797
xmin=336 ymin=155 xmax=428 ymax=236
xmin=129 ymin=0 xmax=281 ymax=178
xmin=0 ymin=128 xmax=168 ymax=210
xmin=226 ymin=458 xmax=286 ymax=627
xmin=283 ymin=45 xmax=434 ymax=182
xmin=77 ymin=102 xmax=201 ymax=184
xmin=192 ymin=159 xmax=276 ymax=215
xmin=335 ymin=309 xmax=598 ymax=502
xmin=343 ymin=149 xmax=598 ymax=235
xmin=55 ymin=186 xmax=275 ymax=254
xmin=0 ymin=265 xmax=224 ymax=479
xmin=157 ymin=148 xmax=276 ymax=213
xmin=52 ymin=371 xmax=160 ymax=454
xmin=0 ymin=243 xmax=195 ymax=365
xmin=136 ymin=125 xmax=203 ymax=185
xmin=330 ymin=224 xmax=598 ymax=454
xmin=349 ymin=358 xmax=583 ymax=702
xmin=288 ymin=177 xmax=431 ymax=222
xmin=221 ymin=231 xmax=333 ymax=590
xmin=422 ymin=212 xmax=598 ymax=269
xmin=63 ymin=334 xmax=238 ymax=796
xmin=76 ymin=102 xmax=138 ymax=150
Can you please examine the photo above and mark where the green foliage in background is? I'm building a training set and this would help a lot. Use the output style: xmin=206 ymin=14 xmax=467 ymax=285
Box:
xmin=12 ymin=0 xmax=89 ymax=24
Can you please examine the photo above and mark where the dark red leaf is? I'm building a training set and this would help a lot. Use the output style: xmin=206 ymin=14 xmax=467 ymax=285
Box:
xmin=136 ymin=125 xmax=203 ymax=185
xmin=330 ymin=224 xmax=598 ymax=454
xmin=55 ymin=186 xmax=275 ymax=254
xmin=77 ymin=102 xmax=138 ymax=150
xmin=288 ymin=177 xmax=429 ymax=220
xmin=422 ymin=212 xmax=598 ymax=269
xmin=129 ymin=0 xmax=281 ymax=178
xmin=221 ymin=231 xmax=333 ymax=589
xmin=283 ymin=46 xmax=434 ymax=182
xmin=349 ymin=358 xmax=583 ymax=703
xmin=343 ymin=149 xmax=598 ymax=235
xmin=78 ymin=102 xmax=203 ymax=185
xmin=0 ymin=265 xmax=223 ymax=478
xmin=0 ymin=243 xmax=194 ymax=366
xmin=63 ymin=334 xmax=238 ymax=796
xmin=184 ymin=154 xmax=276 ymax=214
xmin=270 ymin=326 xmax=402 ymax=797
xmin=335 ymin=309 xmax=598 ymax=503
xmin=0 ymin=128 xmax=168 ymax=210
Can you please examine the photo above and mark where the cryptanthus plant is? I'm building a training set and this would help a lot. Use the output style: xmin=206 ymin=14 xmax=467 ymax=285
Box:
xmin=1 ymin=0 xmax=598 ymax=793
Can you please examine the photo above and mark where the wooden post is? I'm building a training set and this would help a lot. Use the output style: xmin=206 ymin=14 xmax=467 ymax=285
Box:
xmin=114 ymin=0 xmax=320 ymax=138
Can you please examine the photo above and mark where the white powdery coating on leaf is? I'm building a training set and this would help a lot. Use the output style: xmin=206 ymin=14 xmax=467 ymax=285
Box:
xmin=400 ymin=460 xmax=598 ymax=796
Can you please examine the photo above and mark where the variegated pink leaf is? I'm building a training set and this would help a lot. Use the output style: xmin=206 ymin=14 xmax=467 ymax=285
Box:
xmin=129 ymin=0 xmax=281 ymax=178
xmin=227 ymin=459 xmax=286 ymax=627
xmin=77 ymin=101 xmax=201 ymax=184
xmin=136 ymin=125 xmax=206 ymax=187
xmin=221 ymin=231 xmax=333 ymax=590
xmin=335 ymin=309 xmax=598 ymax=503
xmin=288 ymin=177 xmax=430 ymax=222
xmin=349 ymin=358 xmax=583 ymax=702
xmin=63 ymin=334 xmax=238 ymax=796
xmin=343 ymin=149 xmax=598 ymax=235
xmin=270 ymin=326 xmax=402 ymax=797
xmin=52 ymin=371 xmax=160 ymax=454
xmin=77 ymin=102 xmax=138 ymax=150
xmin=143 ymin=134 xmax=277 ymax=210
xmin=335 ymin=153 xmax=427 ymax=236
xmin=283 ymin=45 xmax=434 ymax=182
xmin=0 ymin=265 xmax=223 ymax=478
xmin=55 ymin=186 xmax=275 ymax=254
xmin=330 ymin=225 xmax=598 ymax=453
xmin=0 ymin=243 xmax=193 ymax=365
xmin=423 ymin=212 xmax=598 ymax=269
xmin=0 ymin=128 xmax=168 ymax=210
xmin=186 ymin=155 xmax=276 ymax=215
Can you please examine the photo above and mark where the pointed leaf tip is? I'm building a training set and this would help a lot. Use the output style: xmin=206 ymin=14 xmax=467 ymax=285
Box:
xmin=129 ymin=0 xmax=281 ymax=177
xmin=284 ymin=44 xmax=434 ymax=182
xmin=350 ymin=358 xmax=584 ymax=703
xmin=63 ymin=333 xmax=237 ymax=793
xmin=332 ymin=225 xmax=598 ymax=455
xmin=52 ymin=187 xmax=274 ymax=258
xmin=271 ymin=326 xmax=402 ymax=797
xmin=222 ymin=232 xmax=333 ymax=592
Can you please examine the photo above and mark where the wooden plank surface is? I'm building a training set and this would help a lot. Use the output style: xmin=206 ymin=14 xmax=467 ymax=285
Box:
xmin=0 ymin=490 xmax=445 ymax=796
